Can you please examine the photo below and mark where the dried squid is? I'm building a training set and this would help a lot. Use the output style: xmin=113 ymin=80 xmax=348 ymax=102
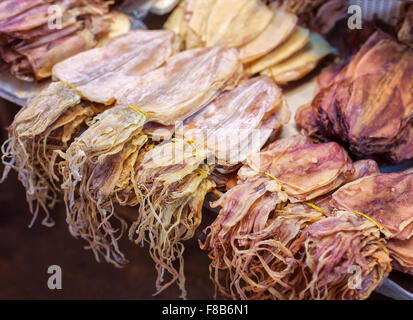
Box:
xmin=127 ymin=76 xmax=289 ymax=298
xmin=331 ymin=172 xmax=413 ymax=277
xmin=59 ymin=46 xmax=242 ymax=267
xmin=201 ymin=136 xmax=388 ymax=299
xmin=0 ymin=0 xmax=113 ymax=81
xmin=203 ymin=140 xmax=413 ymax=299
xmin=1 ymin=30 xmax=179 ymax=226
xmin=165 ymin=0 xmax=333 ymax=84
xmin=296 ymin=31 xmax=413 ymax=164
xmin=1 ymin=82 xmax=83 ymax=226
xmin=52 ymin=30 xmax=180 ymax=104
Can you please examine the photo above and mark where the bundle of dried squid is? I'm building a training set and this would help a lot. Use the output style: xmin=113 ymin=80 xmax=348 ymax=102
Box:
xmin=52 ymin=29 xmax=180 ymax=104
xmin=0 ymin=0 xmax=116 ymax=81
xmin=332 ymin=172 xmax=413 ymax=277
xmin=296 ymin=31 xmax=413 ymax=163
xmin=127 ymin=76 xmax=289 ymax=297
xmin=165 ymin=0 xmax=333 ymax=84
xmin=200 ymin=136 xmax=391 ymax=299
xmin=59 ymin=45 xmax=242 ymax=268
xmin=203 ymin=133 xmax=413 ymax=299
xmin=1 ymin=30 xmax=179 ymax=227
xmin=1 ymin=82 xmax=84 ymax=226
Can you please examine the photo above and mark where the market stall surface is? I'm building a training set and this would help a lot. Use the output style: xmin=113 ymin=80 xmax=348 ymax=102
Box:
xmin=0 ymin=169 xmax=216 ymax=300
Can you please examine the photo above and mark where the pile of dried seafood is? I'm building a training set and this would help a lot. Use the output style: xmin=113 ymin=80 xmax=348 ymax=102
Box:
xmin=296 ymin=31 xmax=413 ymax=164
xmin=165 ymin=0 xmax=333 ymax=84
xmin=58 ymin=45 xmax=243 ymax=270
xmin=200 ymin=136 xmax=409 ymax=300
xmin=0 ymin=0 xmax=118 ymax=81
xmin=126 ymin=76 xmax=289 ymax=297
xmin=1 ymin=30 xmax=178 ymax=226
xmin=332 ymin=173 xmax=413 ymax=278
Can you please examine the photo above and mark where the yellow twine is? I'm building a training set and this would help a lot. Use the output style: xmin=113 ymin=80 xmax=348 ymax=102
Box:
xmin=260 ymin=171 xmax=282 ymax=186
xmin=260 ymin=171 xmax=389 ymax=255
xmin=60 ymin=81 xmax=82 ymax=97
xmin=376 ymin=241 xmax=389 ymax=255
xmin=348 ymin=210 xmax=389 ymax=253
xmin=128 ymin=105 xmax=148 ymax=121
xmin=198 ymin=168 xmax=208 ymax=178
xmin=349 ymin=210 xmax=384 ymax=232
xmin=187 ymin=139 xmax=201 ymax=160
xmin=186 ymin=138 xmax=208 ymax=161
xmin=303 ymin=202 xmax=326 ymax=216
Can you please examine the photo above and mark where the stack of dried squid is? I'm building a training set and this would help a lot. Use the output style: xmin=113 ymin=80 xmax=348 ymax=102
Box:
xmin=124 ymin=76 xmax=290 ymax=297
xmin=332 ymin=173 xmax=413 ymax=278
xmin=165 ymin=0 xmax=333 ymax=84
xmin=1 ymin=30 xmax=179 ymax=226
xmin=296 ymin=31 xmax=413 ymax=164
xmin=58 ymin=71 xmax=289 ymax=297
xmin=201 ymin=136 xmax=413 ymax=300
xmin=0 ymin=0 xmax=116 ymax=81
xmin=58 ymin=43 xmax=243 ymax=270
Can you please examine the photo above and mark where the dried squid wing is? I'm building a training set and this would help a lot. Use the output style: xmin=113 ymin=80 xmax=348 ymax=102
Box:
xmin=239 ymin=10 xmax=297 ymax=63
xmin=188 ymin=0 xmax=216 ymax=42
xmin=177 ymin=76 xmax=288 ymax=169
xmin=0 ymin=0 xmax=44 ymax=23
xmin=245 ymin=26 xmax=310 ymax=76
xmin=263 ymin=32 xmax=333 ymax=84
xmin=260 ymin=134 xmax=312 ymax=152
xmin=244 ymin=141 xmax=354 ymax=201
xmin=53 ymin=30 xmax=179 ymax=104
xmin=130 ymin=138 xmax=213 ymax=297
xmin=52 ymin=30 xmax=167 ymax=85
xmin=299 ymin=159 xmax=381 ymax=218
xmin=116 ymin=46 xmax=243 ymax=125
xmin=60 ymin=105 xmax=147 ymax=265
xmin=19 ymin=29 xmax=98 ymax=80
xmin=0 ymin=4 xmax=63 ymax=33
xmin=332 ymin=173 xmax=413 ymax=240
xmin=205 ymin=0 xmax=273 ymax=48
